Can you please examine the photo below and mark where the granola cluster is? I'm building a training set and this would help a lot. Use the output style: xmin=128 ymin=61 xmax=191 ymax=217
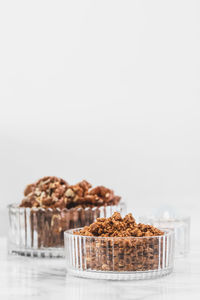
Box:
xmin=65 ymin=183 xmax=120 ymax=209
xmin=20 ymin=176 xmax=69 ymax=208
xmin=20 ymin=176 xmax=121 ymax=209
xmin=77 ymin=212 xmax=164 ymax=237
xmin=74 ymin=212 xmax=165 ymax=272
xmin=18 ymin=177 xmax=122 ymax=248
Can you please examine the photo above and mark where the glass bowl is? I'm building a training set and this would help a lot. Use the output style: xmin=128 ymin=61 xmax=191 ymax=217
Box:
xmin=8 ymin=202 xmax=126 ymax=258
xmin=139 ymin=216 xmax=190 ymax=258
xmin=64 ymin=228 xmax=174 ymax=280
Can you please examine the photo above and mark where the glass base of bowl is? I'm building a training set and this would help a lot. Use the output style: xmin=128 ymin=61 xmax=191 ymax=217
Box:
xmin=8 ymin=246 xmax=64 ymax=258
xmin=67 ymin=267 xmax=173 ymax=280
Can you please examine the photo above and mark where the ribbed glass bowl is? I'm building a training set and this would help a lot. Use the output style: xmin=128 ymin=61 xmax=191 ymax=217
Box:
xmin=139 ymin=216 xmax=190 ymax=258
xmin=64 ymin=228 xmax=174 ymax=280
xmin=8 ymin=202 xmax=126 ymax=258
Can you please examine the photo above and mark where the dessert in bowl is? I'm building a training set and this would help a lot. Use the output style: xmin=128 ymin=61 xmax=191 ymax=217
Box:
xmin=8 ymin=176 xmax=125 ymax=257
xmin=64 ymin=212 xmax=174 ymax=280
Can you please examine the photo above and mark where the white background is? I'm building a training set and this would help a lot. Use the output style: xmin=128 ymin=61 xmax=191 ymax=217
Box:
xmin=0 ymin=0 xmax=199 ymax=237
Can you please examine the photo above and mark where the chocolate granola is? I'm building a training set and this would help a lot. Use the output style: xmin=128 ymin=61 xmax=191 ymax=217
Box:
xmin=19 ymin=177 xmax=122 ymax=248
xmin=20 ymin=177 xmax=120 ymax=209
xmin=74 ymin=212 xmax=165 ymax=272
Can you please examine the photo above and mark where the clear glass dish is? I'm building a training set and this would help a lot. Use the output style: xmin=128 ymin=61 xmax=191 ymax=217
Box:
xmin=8 ymin=202 xmax=126 ymax=258
xmin=139 ymin=215 xmax=190 ymax=258
xmin=64 ymin=228 xmax=174 ymax=280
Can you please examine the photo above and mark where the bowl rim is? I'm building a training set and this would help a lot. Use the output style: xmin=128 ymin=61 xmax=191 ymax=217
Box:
xmin=64 ymin=227 xmax=174 ymax=240
xmin=139 ymin=215 xmax=191 ymax=223
xmin=7 ymin=202 xmax=126 ymax=212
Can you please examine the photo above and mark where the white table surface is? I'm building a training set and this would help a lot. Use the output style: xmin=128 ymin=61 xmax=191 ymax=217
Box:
xmin=0 ymin=237 xmax=199 ymax=300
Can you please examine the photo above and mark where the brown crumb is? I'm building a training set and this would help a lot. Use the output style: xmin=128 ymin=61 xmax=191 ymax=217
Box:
xmin=18 ymin=177 xmax=122 ymax=248
xmin=20 ymin=176 xmax=69 ymax=208
xmin=76 ymin=212 xmax=164 ymax=237
xmin=20 ymin=177 xmax=121 ymax=209
xmin=73 ymin=212 xmax=165 ymax=272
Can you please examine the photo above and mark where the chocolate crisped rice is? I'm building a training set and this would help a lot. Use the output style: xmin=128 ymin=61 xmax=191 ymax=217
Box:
xmin=74 ymin=212 xmax=165 ymax=272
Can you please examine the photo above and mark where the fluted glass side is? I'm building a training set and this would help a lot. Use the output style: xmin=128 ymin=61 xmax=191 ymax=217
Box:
xmin=139 ymin=216 xmax=190 ymax=257
xmin=64 ymin=228 xmax=174 ymax=280
xmin=8 ymin=202 xmax=126 ymax=258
